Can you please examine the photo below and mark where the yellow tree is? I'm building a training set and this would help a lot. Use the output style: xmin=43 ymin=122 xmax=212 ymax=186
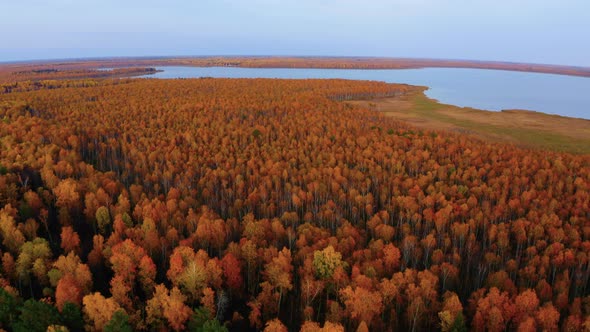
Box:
xmin=438 ymin=291 xmax=463 ymax=332
xmin=264 ymin=248 xmax=293 ymax=314
xmin=82 ymin=292 xmax=121 ymax=331
xmin=263 ymin=318 xmax=288 ymax=332
xmin=53 ymin=178 xmax=80 ymax=225
xmin=0 ymin=206 xmax=26 ymax=254
xmin=313 ymin=246 xmax=343 ymax=280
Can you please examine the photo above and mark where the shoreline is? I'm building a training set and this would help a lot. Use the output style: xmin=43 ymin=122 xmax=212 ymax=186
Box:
xmin=1 ymin=56 xmax=590 ymax=79
xmin=1 ymin=57 xmax=588 ymax=153
xmin=348 ymin=88 xmax=590 ymax=154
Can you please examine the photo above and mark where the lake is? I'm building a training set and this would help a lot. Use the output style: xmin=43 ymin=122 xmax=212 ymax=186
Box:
xmin=141 ymin=66 xmax=590 ymax=120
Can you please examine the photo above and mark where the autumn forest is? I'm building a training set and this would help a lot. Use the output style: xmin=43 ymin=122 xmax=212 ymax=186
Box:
xmin=0 ymin=73 xmax=589 ymax=332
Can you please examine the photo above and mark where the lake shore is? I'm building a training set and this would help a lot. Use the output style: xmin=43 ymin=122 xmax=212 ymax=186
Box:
xmin=2 ymin=56 xmax=590 ymax=79
xmin=348 ymin=87 xmax=590 ymax=154
xmin=1 ymin=57 xmax=588 ymax=153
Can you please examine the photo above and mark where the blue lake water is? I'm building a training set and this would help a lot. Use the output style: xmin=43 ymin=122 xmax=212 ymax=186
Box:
xmin=141 ymin=66 xmax=590 ymax=120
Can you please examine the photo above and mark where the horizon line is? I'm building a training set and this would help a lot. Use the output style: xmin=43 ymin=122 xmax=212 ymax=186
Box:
xmin=2 ymin=55 xmax=590 ymax=70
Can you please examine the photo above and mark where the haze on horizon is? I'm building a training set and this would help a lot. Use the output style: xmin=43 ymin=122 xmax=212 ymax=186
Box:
xmin=1 ymin=0 xmax=588 ymax=67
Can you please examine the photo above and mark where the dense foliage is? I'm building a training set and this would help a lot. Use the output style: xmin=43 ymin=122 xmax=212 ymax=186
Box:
xmin=0 ymin=77 xmax=589 ymax=331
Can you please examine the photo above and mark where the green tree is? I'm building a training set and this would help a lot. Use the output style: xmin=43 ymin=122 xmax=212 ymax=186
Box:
xmin=0 ymin=288 xmax=18 ymax=328
xmin=448 ymin=312 xmax=467 ymax=332
xmin=61 ymin=302 xmax=84 ymax=332
xmin=188 ymin=307 xmax=228 ymax=332
xmin=16 ymin=238 xmax=52 ymax=292
xmin=104 ymin=310 xmax=133 ymax=332
xmin=13 ymin=299 xmax=61 ymax=332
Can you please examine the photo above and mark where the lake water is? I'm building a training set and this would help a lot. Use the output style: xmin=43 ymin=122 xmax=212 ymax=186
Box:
xmin=141 ymin=66 xmax=590 ymax=120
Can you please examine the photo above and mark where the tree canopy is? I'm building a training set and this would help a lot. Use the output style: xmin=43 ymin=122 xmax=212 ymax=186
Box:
xmin=0 ymin=76 xmax=588 ymax=330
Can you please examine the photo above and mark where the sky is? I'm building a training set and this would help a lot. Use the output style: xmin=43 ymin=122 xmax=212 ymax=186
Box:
xmin=1 ymin=0 xmax=589 ymax=66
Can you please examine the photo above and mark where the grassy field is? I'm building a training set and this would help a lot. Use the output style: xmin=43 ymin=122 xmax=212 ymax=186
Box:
xmin=349 ymin=88 xmax=590 ymax=154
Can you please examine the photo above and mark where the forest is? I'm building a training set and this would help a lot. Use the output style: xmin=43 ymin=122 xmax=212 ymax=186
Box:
xmin=0 ymin=76 xmax=589 ymax=331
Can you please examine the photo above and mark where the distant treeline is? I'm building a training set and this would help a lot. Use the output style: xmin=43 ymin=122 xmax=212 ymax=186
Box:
xmin=0 ymin=67 xmax=157 ymax=83
xmin=2 ymin=57 xmax=589 ymax=82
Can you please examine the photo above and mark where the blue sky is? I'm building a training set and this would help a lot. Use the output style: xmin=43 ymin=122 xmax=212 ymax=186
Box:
xmin=1 ymin=0 xmax=588 ymax=66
